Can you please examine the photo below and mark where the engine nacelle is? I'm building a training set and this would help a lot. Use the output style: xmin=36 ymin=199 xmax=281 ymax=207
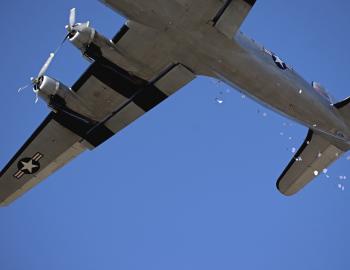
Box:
xmin=35 ymin=76 xmax=63 ymax=104
xmin=67 ymin=22 xmax=143 ymax=77
xmin=68 ymin=24 xmax=123 ymax=63
xmin=68 ymin=25 xmax=96 ymax=54
xmin=36 ymin=76 xmax=96 ymax=121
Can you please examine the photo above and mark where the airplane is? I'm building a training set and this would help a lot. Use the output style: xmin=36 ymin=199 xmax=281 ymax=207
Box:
xmin=1 ymin=0 xmax=349 ymax=206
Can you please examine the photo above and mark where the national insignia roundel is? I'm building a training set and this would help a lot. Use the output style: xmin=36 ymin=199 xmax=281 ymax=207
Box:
xmin=13 ymin=152 xmax=43 ymax=179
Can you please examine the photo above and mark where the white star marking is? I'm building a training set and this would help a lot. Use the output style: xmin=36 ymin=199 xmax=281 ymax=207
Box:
xmin=274 ymin=55 xmax=285 ymax=67
xmin=20 ymin=159 xmax=38 ymax=173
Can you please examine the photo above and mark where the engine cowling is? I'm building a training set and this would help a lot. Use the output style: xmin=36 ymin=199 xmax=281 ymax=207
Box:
xmin=36 ymin=76 xmax=96 ymax=121
xmin=68 ymin=24 xmax=123 ymax=62
xmin=68 ymin=25 xmax=96 ymax=55
xmin=35 ymin=76 xmax=62 ymax=104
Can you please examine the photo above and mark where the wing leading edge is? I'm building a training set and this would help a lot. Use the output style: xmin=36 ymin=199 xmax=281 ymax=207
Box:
xmin=0 ymin=23 xmax=196 ymax=205
xmin=0 ymin=114 xmax=87 ymax=206
xmin=0 ymin=62 xmax=194 ymax=206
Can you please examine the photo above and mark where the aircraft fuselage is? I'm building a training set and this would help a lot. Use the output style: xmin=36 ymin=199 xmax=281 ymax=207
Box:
xmin=100 ymin=0 xmax=350 ymax=145
xmin=200 ymin=28 xmax=350 ymax=142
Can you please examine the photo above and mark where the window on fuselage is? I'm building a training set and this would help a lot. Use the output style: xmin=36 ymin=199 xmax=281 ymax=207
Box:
xmin=312 ymin=82 xmax=334 ymax=103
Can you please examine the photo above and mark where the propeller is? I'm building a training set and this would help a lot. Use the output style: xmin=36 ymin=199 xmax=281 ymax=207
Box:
xmin=18 ymin=8 xmax=90 ymax=103
xmin=18 ymin=52 xmax=55 ymax=103
xmin=36 ymin=53 xmax=55 ymax=80
xmin=68 ymin=8 xmax=76 ymax=32
xmin=65 ymin=8 xmax=90 ymax=34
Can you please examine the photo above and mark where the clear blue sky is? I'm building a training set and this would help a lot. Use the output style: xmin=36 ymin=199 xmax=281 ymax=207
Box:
xmin=1 ymin=1 xmax=350 ymax=269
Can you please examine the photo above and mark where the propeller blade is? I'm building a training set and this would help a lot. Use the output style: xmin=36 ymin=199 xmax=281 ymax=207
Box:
xmin=69 ymin=8 xmax=76 ymax=30
xmin=33 ymin=89 xmax=39 ymax=103
xmin=37 ymin=53 xmax=55 ymax=79
xmin=18 ymin=83 xmax=31 ymax=92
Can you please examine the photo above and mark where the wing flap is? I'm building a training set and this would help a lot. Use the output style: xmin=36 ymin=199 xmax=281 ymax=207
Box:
xmin=213 ymin=0 xmax=256 ymax=38
xmin=154 ymin=64 xmax=195 ymax=96
xmin=0 ymin=22 xmax=196 ymax=206
xmin=104 ymin=63 xmax=195 ymax=133
xmin=277 ymin=130 xmax=344 ymax=196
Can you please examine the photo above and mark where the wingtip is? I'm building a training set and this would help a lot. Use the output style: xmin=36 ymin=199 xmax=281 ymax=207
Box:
xmin=243 ymin=0 xmax=256 ymax=7
xmin=276 ymin=180 xmax=298 ymax=196
xmin=0 ymin=200 xmax=9 ymax=207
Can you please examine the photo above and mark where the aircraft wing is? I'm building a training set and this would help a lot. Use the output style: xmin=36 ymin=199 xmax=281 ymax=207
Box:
xmin=213 ymin=0 xmax=257 ymax=38
xmin=0 ymin=24 xmax=195 ymax=206
xmin=277 ymin=130 xmax=345 ymax=196
xmin=0 ymin=113 xmax=88 ymax=206
xmin=102 ymin=0 xmax=256 ymax=40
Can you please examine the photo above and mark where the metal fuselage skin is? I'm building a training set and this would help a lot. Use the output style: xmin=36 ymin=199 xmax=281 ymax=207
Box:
xmin=101 ymin=0 xmax=350 ymax=145
xmin=205 ymin=30 xmax=350 ymax=142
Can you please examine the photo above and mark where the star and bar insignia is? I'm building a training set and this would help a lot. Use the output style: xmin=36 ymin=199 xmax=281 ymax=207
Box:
xmin=13 ymin=152 xmax=43 ymax=179
xmin=272 ymin=54 xmax=287 ymax=70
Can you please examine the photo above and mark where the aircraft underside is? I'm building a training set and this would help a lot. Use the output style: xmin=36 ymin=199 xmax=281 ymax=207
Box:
xmin=1 ymin=0 xmax=350 ymax=205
